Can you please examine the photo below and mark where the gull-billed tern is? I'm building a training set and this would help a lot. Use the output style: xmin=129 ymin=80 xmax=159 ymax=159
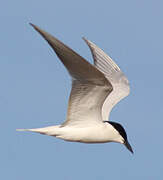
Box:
xmin=17 ymin=23 xmax=133 ymax=154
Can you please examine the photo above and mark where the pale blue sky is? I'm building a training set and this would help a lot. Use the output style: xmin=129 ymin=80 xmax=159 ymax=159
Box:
xmin=1 ymin=0 xmax=163 ymax=179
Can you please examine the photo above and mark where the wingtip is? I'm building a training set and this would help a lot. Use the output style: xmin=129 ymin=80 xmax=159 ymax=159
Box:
xmin=29 ymin=22 xmax=34 ymax=27
xmin=29 ymin=23 xmax=51 ymax=42
xmin=29 ymin=23 xmax=38 ymax=30
xmin=29 ymin=22 xmax=35 ymax=27
xmin=82 ymin=37 xmax=89 ymax=43
xmin=82 ymin=37 xmax=87 ymax=41
xmin=83 ymin=37 xmax=93 ymax=48
xmin=82 ymin=37 xmax=94 ymax=47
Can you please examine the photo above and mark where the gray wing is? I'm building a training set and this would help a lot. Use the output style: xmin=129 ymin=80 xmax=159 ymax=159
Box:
xmin=30 ymin=24 xmax=113 ymax=126
xmin=83 ymin=38 xmax=130 ymax=121
xmin=63 ymin=80 xmax=111 ymax=126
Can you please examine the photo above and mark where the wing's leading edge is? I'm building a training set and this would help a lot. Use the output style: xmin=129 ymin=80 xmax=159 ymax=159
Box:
xmin=30 ymin=24 xmax=113 ymax=126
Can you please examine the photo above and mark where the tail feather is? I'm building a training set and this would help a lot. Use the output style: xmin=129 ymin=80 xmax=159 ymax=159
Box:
xmin=16 ymin=125 xmax=61 ymax=136
xmin=16 ymin=128 xmax=41 ymax=132
xmin=16 ymin=129 xmax=30 ymax=132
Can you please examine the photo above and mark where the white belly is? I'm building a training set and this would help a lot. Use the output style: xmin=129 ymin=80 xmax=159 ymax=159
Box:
xmin=55 ymin=123 xmax=120 ymax=143
xmin=19 ymin=123 xmax=123 ymax=144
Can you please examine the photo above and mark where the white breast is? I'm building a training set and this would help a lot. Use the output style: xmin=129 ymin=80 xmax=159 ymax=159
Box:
xmin=55 ymin=123 xmax=123 ymax=143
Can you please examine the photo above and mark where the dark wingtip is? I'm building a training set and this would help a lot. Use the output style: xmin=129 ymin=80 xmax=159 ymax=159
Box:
xmin=82 ymin=37 xmax=87 ymax=41
xmin=29 ymin=23 xmax=39 ymax=31
xmin=29 ymin=22 xmax=35 ymax=27
xmin=28 ymin=23 xmax=51 ymax=42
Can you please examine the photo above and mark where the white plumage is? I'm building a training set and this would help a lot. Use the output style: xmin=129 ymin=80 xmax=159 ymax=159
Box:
xmin=17 ymin=23 xmax=133 ymax=153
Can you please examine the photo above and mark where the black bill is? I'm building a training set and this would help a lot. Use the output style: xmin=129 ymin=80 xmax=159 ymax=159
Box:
xmin=124 ymin=140 xmax=134 ymax=154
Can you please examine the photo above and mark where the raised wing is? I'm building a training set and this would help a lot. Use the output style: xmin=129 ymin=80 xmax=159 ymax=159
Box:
xmin=30 ymin=24 xmax=113 ymax=126
xmin=83 ymin=38 xmax=130 ymax=121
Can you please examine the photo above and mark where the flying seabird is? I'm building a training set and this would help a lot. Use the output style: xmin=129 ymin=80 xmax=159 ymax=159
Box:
xmin=17 ymin=23 xmax=133 ymax=154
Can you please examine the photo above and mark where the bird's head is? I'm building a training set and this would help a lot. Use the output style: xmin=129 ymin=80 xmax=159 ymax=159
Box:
xmin=108 ymin=121 xmax=133 ymax=154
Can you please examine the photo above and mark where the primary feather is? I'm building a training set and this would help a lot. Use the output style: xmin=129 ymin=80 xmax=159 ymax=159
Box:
xmin=83 ymin=38 xmax=130 ymax=120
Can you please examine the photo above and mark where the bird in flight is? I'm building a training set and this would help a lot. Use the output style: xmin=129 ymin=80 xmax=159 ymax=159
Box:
xmin=17 ymin=23 xmax=133 ymax=154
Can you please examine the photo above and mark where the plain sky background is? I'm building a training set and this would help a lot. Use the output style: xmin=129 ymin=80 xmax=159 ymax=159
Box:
xmin=1 ymin=0 xmax=163 ymax=179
